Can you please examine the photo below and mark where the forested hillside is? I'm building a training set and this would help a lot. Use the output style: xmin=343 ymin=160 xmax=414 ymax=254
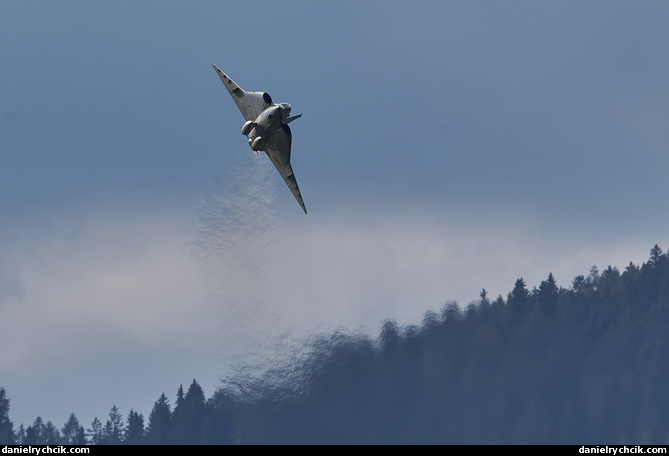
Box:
xmin=2 ymin=245 xmax=669 ymax=444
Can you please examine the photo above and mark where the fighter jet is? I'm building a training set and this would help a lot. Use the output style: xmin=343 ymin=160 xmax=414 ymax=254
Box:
xmin=212 ymin=65 xmax=307 ymax=214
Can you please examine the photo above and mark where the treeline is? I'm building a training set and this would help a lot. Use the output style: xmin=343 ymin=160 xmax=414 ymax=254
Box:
xmin=0 ymin=381 xmax=210 ymax=445
xmin=2 ymin=245 xmax=669 ymax=444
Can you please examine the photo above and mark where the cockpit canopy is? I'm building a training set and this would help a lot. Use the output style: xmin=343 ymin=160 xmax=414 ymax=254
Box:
xmin=278 ymin=103 xmax=292 ymax=122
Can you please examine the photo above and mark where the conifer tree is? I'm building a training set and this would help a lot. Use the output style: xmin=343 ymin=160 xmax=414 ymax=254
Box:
xmin=146 ymin=393 xmax=172 ymax=445
xmin=183 ymin=380 xmax=207 ymax=444
xmin=479 ymin=288 xmax=491 ymax=311
xmin=41 ymin=421 xmax=61 ymax=445
xmin=0 ymin=388 xmax=15 ymax=444
xmin=25 ymin=417 xmax=45 ymax=444
xmin=124 ymin=409 xmax=145 ymax=445
xmin=538 ymin=272 xmax=559 ymax=314
xmin=87 ymin=417 xmax=104 ymax=445
xmin=172 ymin=380 xmax=206 ymax=444
xmin=507 ymin=277 xmax=530 ymax=320
xmin=175 ymin=384 xmax=185 ymax=410
xmin=201 ymin=389 xmax=236 ymax=445
xmin=104 ymin=405 xmax=124 ymax=445
xmin=15 ymin=424 xmax=26 ymax=444
xmin=171 ymin=384 xmax=186 ymax=443
xmin=61 ymin=413 xmax=87 ymax=445
xmin=649 ymin=244 xmax=663 ymax=266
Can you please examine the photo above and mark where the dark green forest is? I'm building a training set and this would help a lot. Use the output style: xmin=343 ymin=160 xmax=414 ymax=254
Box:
xmin=2 ymin=245 xmax=669 ymax=444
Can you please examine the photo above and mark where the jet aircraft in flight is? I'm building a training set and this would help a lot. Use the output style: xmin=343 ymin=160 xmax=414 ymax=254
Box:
xmin=212 ymin=65 xmax=307 ymax=214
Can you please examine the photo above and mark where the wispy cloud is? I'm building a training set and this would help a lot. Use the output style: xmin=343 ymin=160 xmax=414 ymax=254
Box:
xmin=0 ymin=213 xmax=203 ymax=378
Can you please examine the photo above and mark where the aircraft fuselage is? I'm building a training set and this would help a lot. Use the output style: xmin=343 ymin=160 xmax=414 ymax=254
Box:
xmin=248 ymin=104 xmax=294 ymax=151
xmin=251 ymin=105 xmax=283 ymax=139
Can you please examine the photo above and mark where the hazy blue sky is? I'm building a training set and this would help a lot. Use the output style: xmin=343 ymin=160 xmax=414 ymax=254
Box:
xmin=2 ymin=1 xmax=669 ymax=427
